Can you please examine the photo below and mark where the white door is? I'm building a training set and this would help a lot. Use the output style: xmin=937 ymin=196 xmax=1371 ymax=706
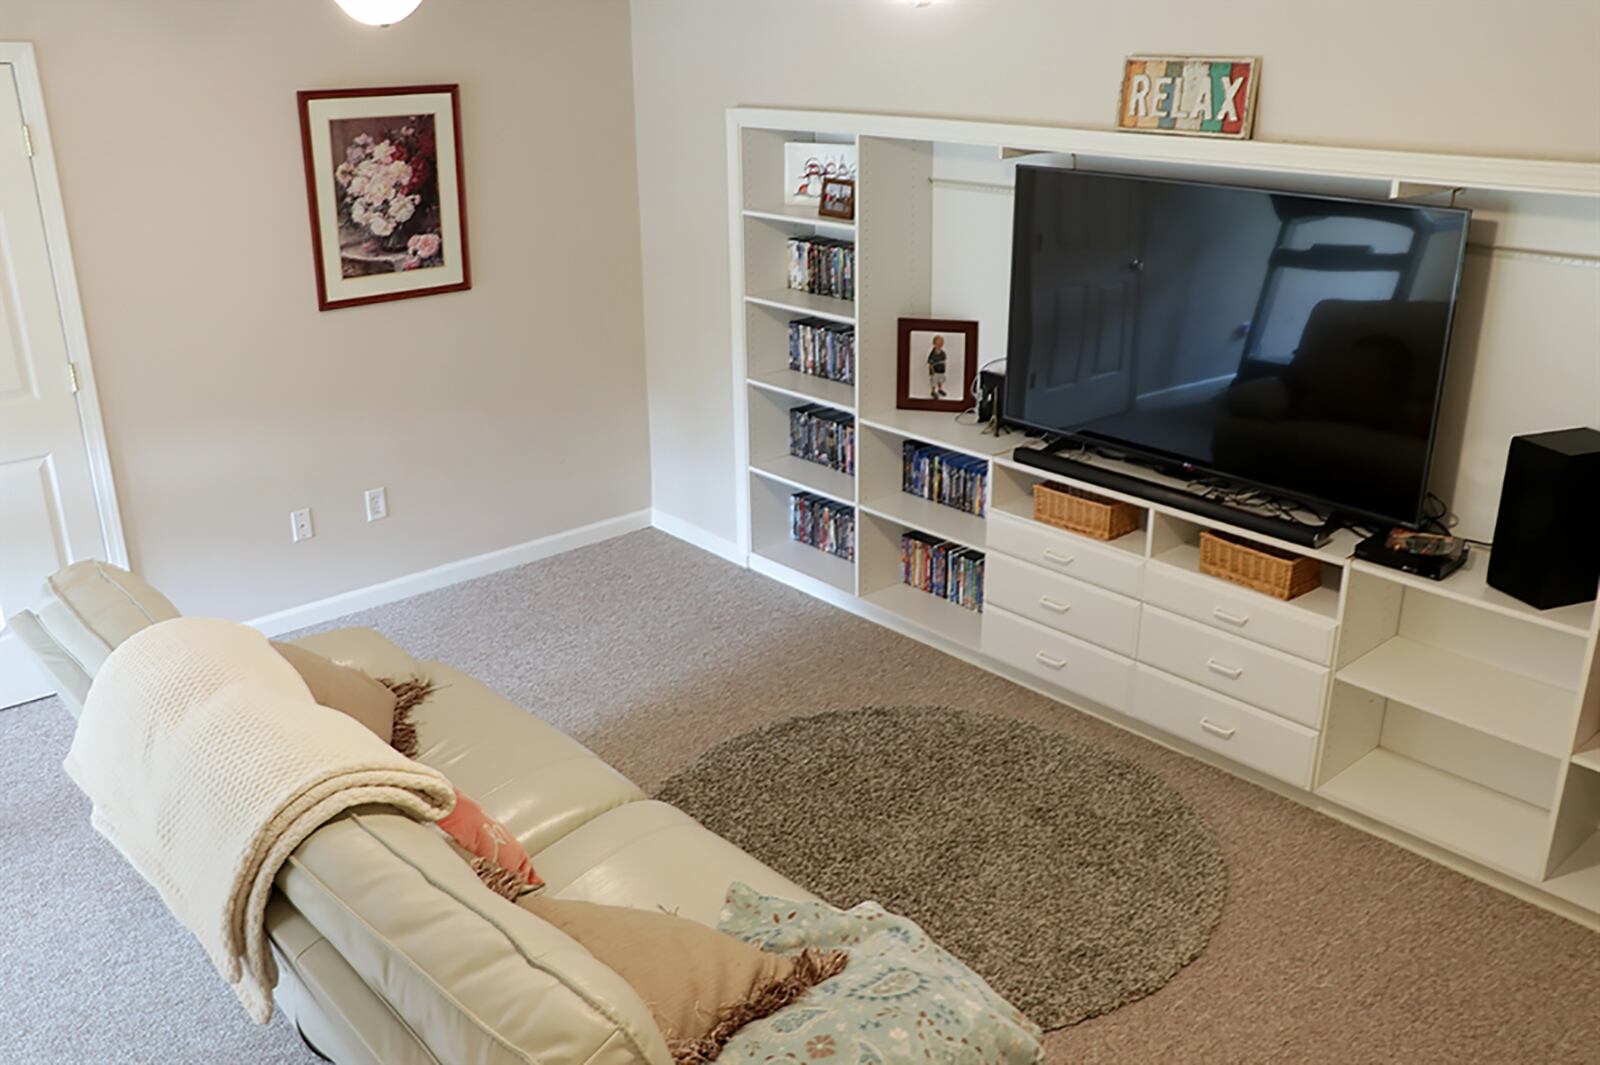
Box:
xmin=0 ymin=60 xmax=113 ymax=708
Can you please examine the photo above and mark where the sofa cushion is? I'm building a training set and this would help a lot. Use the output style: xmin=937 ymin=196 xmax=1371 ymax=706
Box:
xmin=277 ymin=807 xmax=671 ymax=1065
xmin=7 ymin=560 xmax=180 ymax=713
xmin=271 ymin=640 xmax=397 ymax=744
xmin=281 ymin=631 xmax=645 ymax=855
xmin=534 ymin=802 xmax=815 ymax=928
xmin=403 ymin=662 xmax=646 ymax=853
xmin=285 ymin=627 xmax=428 ymax=681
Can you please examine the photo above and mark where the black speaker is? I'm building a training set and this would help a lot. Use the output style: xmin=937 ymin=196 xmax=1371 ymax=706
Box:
xmin=976 ymin=368 xmax=1006 ymax=425
xmin=1486 ymin=427 xmax=1600 ymax=610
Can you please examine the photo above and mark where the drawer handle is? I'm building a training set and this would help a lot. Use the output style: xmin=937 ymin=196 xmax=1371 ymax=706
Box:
xmin=1206 ymin=658 xmax=1244 ymax=680
xmin=1042 ymin=549 xmax=1076 ymax=567
xmin=1039 ymin=596 xmax=1071 ymax=614
xmin=1200 ymin=717 xmax=1236 ymax=740
xmin=1212 ymin=607 xmax=1250 ymax=627
xmin=1035 ymin=651 xmax=1068 ymax=670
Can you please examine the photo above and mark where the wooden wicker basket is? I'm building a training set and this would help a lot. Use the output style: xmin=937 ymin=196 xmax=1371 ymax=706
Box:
xmin=1198 ymin=530 xmax=1321 ymax=600
xmin=1032 ymin=482 xmax=1142 ymax=542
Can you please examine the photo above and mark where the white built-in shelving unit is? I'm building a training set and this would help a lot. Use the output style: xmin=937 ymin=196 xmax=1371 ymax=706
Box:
xmin=727 ymin=107 xmax=1600 ymax=929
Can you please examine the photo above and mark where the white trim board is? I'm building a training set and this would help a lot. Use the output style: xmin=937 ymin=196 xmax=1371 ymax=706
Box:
xmin=730 ymin=107 xmax=1600 ymax=197
xmin=0 ymin=42 xmax=127 ymax=567
xmin=651 ymin=508 xmax=744 ymax=566
xmin=248 ymin=509 xmax=651 ymax=636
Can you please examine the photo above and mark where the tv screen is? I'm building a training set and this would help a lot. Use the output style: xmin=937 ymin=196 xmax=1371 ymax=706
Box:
xmin=1004 ymin=166 xmax=1470 ymax=527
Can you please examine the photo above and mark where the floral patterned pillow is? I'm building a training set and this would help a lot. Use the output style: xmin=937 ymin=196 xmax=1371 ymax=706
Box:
xmin=716 ymin=883 xmax=1043 ymax=1065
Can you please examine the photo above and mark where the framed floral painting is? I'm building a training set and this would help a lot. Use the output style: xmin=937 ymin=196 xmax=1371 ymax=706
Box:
xmin=297 ymin=84 xmax=470 ymax=310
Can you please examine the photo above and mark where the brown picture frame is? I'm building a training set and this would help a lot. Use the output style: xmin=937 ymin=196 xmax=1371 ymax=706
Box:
xmin=817 ymin=176 xmax=856 ymax=221
xmin=897 ymin=317 xmax=978 ymax=413
xmin=298 ymin=84 xmax=472 ymax=311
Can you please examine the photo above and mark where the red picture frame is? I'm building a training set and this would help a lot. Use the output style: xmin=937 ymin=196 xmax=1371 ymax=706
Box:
xmin=897 ymin=317 xmax=979 ymax=413
xmin=298 ymin=84 xmax=471 ymax=311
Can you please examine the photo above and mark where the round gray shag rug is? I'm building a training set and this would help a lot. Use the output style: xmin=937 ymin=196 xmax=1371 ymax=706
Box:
xmin=655 ymin=706 xmax=1227 ymax=1030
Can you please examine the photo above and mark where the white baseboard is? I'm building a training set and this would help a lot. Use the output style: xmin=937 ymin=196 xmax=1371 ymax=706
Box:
xmin=650 ymin=509 xmax=746 ymax=566
xmin=248 ymin=509 xmax=652 ymax=636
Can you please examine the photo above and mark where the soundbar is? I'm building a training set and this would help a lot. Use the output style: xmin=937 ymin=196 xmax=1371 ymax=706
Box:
xmin=1011 ymin=447 xmax=1338 ymax=548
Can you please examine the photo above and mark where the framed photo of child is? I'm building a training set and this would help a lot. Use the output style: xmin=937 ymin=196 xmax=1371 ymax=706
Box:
xmin=896 ymin=318 xmax=978 ymax=413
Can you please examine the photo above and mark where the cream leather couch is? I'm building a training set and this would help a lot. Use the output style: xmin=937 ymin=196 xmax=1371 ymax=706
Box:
xmin=11 ymin=566 xmax=814 ymax=1065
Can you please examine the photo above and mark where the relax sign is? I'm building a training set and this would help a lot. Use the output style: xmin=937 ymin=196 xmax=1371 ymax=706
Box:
xmin=1118 ymin=56 xmax=1260 ymax=140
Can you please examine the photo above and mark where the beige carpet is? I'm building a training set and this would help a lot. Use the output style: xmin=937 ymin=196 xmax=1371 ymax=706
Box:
xmin=4 ymin=528 xmax=1599 ymax=1063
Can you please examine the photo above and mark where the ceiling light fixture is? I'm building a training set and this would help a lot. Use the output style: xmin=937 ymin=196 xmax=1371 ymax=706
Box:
xmin=334 ymin=0 xmax=423 ymax=27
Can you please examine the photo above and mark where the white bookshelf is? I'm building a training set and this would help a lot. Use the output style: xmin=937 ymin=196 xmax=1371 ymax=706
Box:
xmin=727 ymin=108 xmax=1600 ymax=929
xmin=1336 ymin=637 xmax=1574 ymax=756
xmin=1318 ymin=748 xmax=1551 ymax=879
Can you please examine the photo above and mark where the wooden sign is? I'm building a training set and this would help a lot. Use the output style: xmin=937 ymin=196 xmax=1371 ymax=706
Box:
xmin=1117 ymin=56 xmax=1259 ymax=140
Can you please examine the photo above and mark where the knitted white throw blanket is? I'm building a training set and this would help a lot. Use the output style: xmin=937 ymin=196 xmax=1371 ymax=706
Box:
xmin=63 ymin=617 xmax=454 ymax=1023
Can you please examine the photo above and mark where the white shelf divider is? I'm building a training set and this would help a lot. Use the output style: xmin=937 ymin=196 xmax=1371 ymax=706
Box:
xmin=750 ymin=455 xmax=855 ymax=505
xmin=860 ymin=493 xmax=985 ymax=550
xmin=860 ymin=409 xmax=1018 ymax=458
xmin=1317 ymin=748 xmax=1550 ymax=879
xmin=1336 ymin=637 xmax=1575 ymax=756
xmin=1350 ymin=558 xmax=1595 ymax=638
xmin=751 ymin=538 xmax=855 ymax=596
xmin=863 ymin=582 xmax=982 ymax=649
xmin=746 ymin=289 xmax=855 ymax=325
xmin=747 ymin=369 xmax=855 ymax=412
xmin=743 ymin=205 xmax=855 ymax=232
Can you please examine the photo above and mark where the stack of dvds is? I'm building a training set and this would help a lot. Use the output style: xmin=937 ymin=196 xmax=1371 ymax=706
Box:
xmin=786 ymin=237 xmax=855 ymax=301
xmin=902 ymin=441 xmax=988 ymax=517
xmin=789 ymin=405 xmax=855 ymax=474
xmin=900 ymin=532 xmax=984 ymax=612
xmin=790 ymin=493 xmax=855 ymax=560
xmin=787 ymin=318 xmax=855 ymax=384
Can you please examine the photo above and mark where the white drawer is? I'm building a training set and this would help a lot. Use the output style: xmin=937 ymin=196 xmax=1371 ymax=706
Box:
xmin=985 ymin=553 xmax=1141 ymax=657
xmin=987 ymin=512 xmax=1143 ymax=599
xmin=1130 ymin=666 xmax=1317 ymax=788
xmin=983 ymin=605 xmax=1134 ymax=713
xmin=1137 ymin=607 xmax=1328 ymax=729
xmin=1144 ymin=560 xmax=1336 ymax=665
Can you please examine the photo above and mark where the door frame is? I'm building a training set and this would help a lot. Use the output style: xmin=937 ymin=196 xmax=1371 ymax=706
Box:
xmin=0 ymin=41 xmax=126 ymax=567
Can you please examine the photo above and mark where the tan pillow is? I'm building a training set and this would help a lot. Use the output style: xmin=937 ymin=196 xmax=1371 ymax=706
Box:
xmin=271 ymin=641 xmax=396 ymax=744
xmin=519 ymin=895 xmax=793 ymax=1044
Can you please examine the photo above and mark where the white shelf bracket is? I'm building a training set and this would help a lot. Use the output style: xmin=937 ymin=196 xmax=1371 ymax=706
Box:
xmin=1388 ymin=178 xmax=1459 ymax=201
xmin=1000 ymin=146 xmax=1075 ymax=169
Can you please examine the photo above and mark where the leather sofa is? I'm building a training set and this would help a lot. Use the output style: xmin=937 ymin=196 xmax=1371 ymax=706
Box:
xmin=11 ymin=564 xmax=814 ymax=1065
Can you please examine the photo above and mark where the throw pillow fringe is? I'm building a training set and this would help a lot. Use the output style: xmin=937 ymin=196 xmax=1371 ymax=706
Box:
xmin=467 ymin=855 xmax=540 ymax=902
xmin=376 ymin=675 xmax=438 ymax=758
xmin=668 ymin=949 xmax=848 ymax=1064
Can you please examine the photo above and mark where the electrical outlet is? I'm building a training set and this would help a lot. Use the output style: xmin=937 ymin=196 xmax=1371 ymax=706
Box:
xmin=290 ymin=508 xmax=314 ymax=543
xmin=364 ymin=487 xmax=388 ymax=522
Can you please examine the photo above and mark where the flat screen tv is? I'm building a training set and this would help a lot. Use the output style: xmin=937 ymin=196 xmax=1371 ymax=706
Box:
xmin=1004 ymin=166 xmax=1471 ymax=528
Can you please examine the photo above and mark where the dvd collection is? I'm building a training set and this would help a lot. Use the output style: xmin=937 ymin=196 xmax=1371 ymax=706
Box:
xmin=786 ymin=236 xmax=855 ymax=301
xmin=789 ymin=404 xmax=855 ymax=474
xmin=901 ymin=532 xmax=985 ymax=612
xmin=903 ymin=441 xmax=988 ymax=517
xmin=788 ymin=318 xmax=855 ymax=384
xmin=789 ymin=492 xmax=855 ymax=561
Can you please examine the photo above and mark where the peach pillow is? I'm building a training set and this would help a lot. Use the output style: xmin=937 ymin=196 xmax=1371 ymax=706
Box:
xmin=436 ymin=788 xmax=543 ymax=896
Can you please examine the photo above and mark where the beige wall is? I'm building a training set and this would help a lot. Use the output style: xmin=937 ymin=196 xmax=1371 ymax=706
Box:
xmin=8 ymin=0 xmax=649 ymax=619
xmin=630 ymin=0 xmax=1600 ymax=547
